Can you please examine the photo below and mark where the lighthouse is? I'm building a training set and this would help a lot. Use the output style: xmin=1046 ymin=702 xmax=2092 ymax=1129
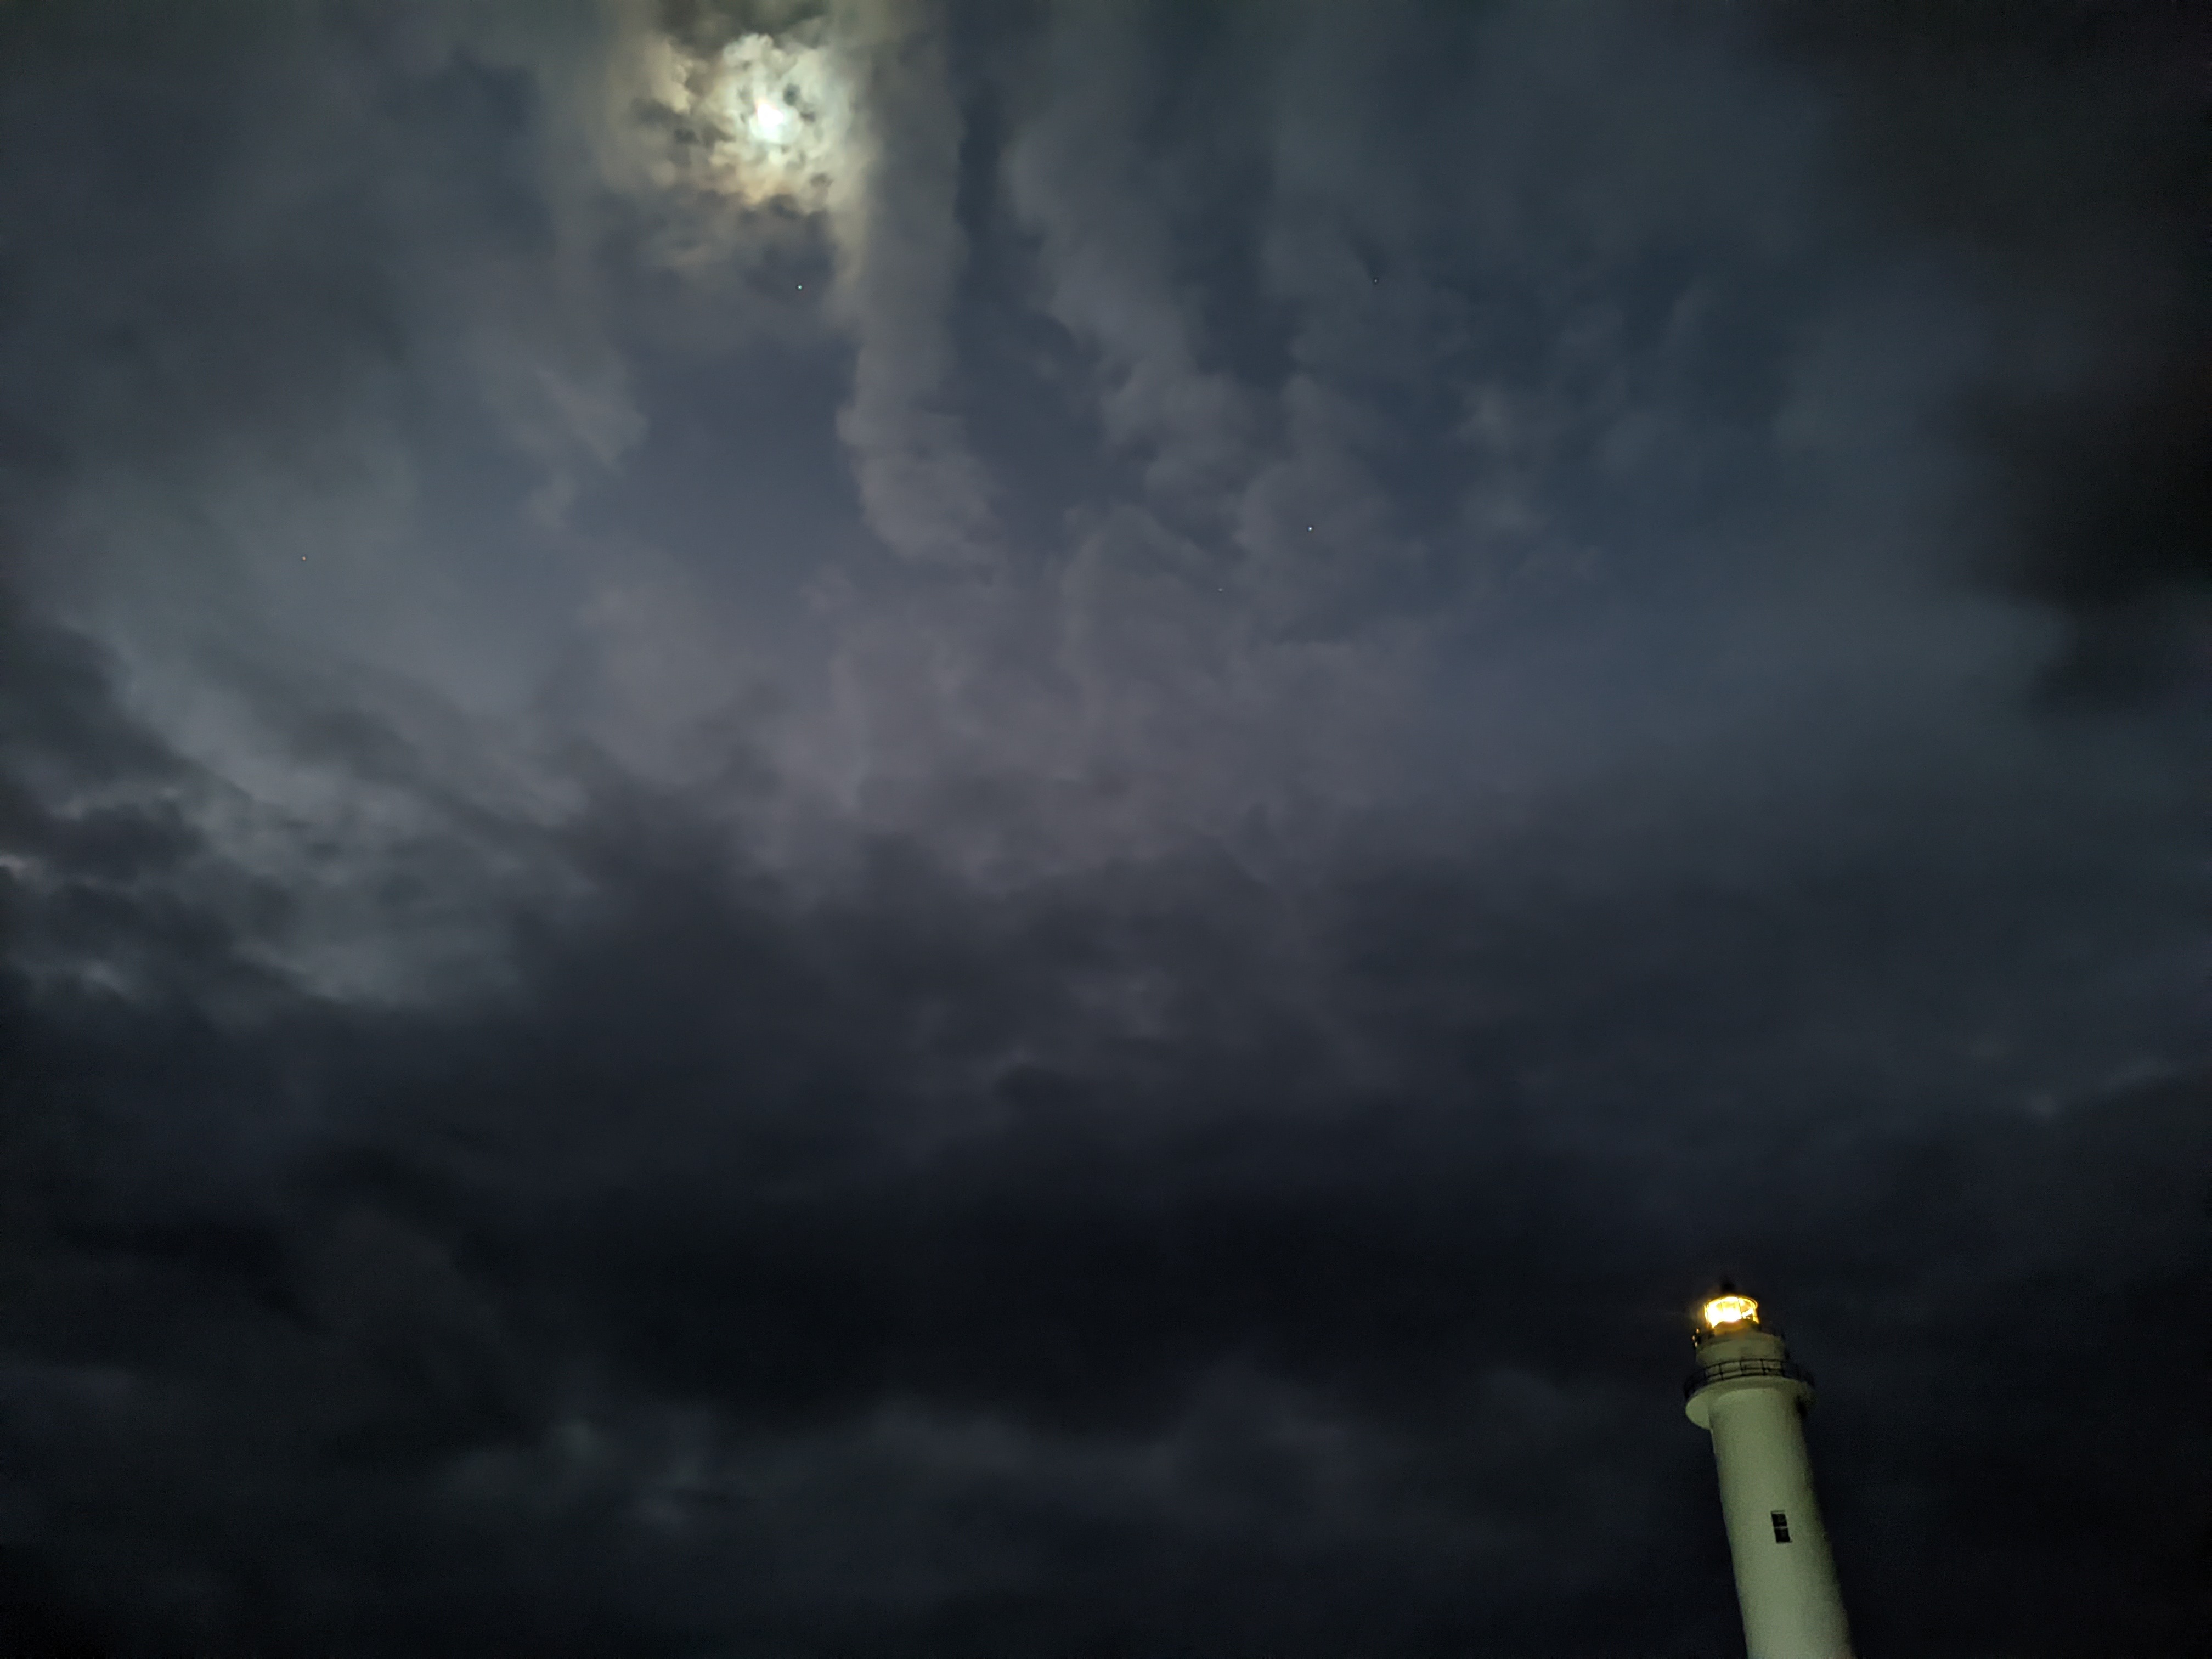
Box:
xmin=1684 ymin=1288 xmax=1854 ymax=1659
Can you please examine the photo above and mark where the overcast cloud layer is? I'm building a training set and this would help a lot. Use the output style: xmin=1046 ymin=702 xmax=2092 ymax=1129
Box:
xmin=1 ymin=3 xmax=2208 ymax=1655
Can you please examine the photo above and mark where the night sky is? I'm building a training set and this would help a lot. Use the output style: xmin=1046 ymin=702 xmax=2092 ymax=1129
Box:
xmin=2 ymin=3 xmax=2208 ymax=1655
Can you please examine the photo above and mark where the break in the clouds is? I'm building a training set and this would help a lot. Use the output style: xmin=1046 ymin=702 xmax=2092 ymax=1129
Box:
xmin=1 ymin=2 xmax=2207 ymax=1655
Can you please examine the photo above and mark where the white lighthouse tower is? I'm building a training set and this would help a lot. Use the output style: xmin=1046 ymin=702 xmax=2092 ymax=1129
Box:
xmin=1684 ymin=1286 xmax=1854 ymax=1659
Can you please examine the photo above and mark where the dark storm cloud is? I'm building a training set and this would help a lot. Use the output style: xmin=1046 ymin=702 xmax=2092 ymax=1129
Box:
xmin=1 ymin=2 xmax=2207 ymax=1656
xmin=3 ymin=740 xmax=2203 ymax=1654
xmin=1773 ymin=2 xmax=2212 ymax=701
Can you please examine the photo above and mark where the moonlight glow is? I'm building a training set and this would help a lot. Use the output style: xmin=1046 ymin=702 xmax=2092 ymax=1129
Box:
xmin=638 ymin=29 xmax=854 ymax=210
xmin=752 ymin=98 xmax=794 ymax=144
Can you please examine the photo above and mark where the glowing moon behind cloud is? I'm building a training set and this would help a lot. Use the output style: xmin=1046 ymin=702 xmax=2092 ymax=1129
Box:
xmin=752 ymin=98 xmax=794 ymax=143
xmin=637 ymin=28 xmax=855 ymax=212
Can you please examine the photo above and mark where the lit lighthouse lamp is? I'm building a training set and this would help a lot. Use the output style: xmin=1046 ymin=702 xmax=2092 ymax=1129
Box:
xmin=1685 ymin=1286 xmax=1855 ymax=1659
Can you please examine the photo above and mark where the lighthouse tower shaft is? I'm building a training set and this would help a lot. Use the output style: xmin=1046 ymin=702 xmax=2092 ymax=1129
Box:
xmin=1685 ymin=1298 xmax=1853 ymax=1659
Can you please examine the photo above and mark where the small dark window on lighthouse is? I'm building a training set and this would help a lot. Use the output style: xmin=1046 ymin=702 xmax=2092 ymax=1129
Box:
xmin=1770 ymin=1511 xmax=1792 ymax=1544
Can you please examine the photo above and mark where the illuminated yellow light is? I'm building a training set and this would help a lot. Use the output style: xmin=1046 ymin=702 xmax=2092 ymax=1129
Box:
xmin=1702 ymin=1294 xmax=1759 ymax=1329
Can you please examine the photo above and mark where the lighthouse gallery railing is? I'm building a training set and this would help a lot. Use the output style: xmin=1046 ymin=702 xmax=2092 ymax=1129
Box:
xmin=1683 ymin=1356 xmax=1816 ymax=1399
